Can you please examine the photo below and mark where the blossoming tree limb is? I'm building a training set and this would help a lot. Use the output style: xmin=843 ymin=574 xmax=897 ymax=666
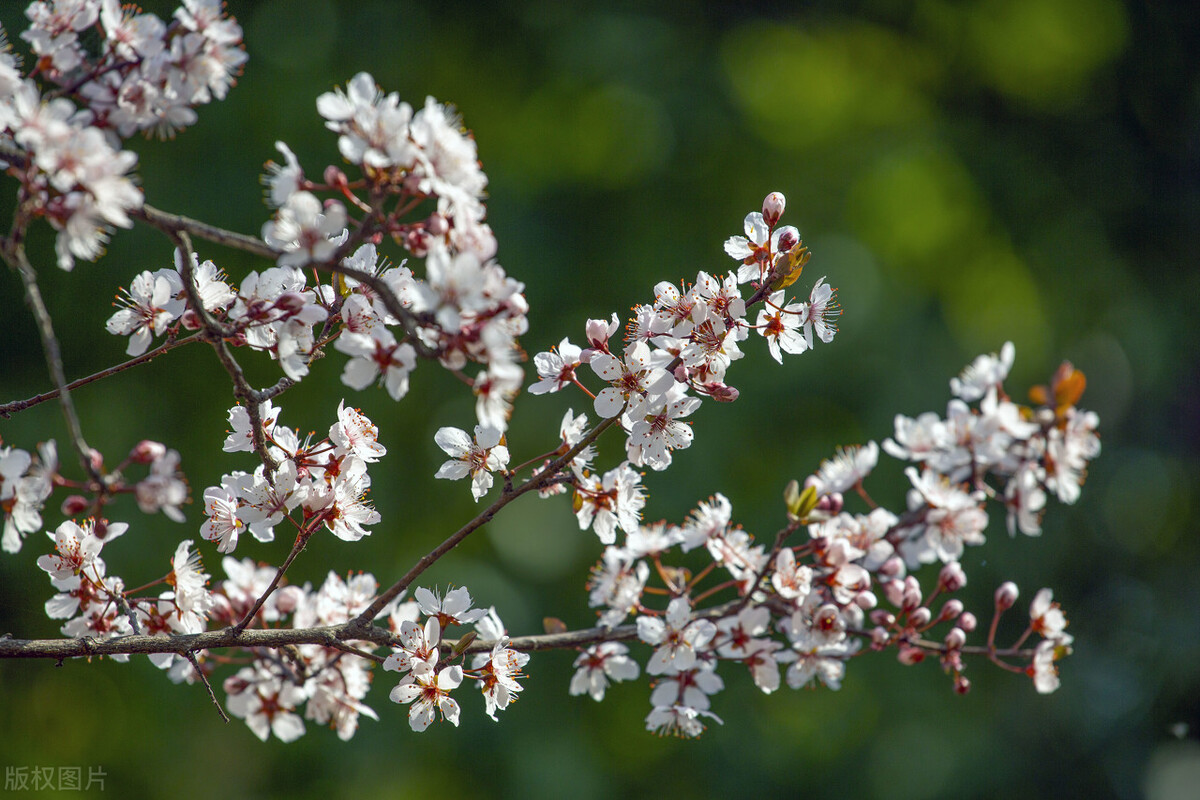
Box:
xmin=0 ymin=1 xmax=1097 ymax=741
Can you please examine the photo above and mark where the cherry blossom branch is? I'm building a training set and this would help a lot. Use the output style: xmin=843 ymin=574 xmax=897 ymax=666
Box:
xmin=0 ymin=332 xmax=202 ymax=418
xmin=134 ymin=204 xmax=277 ymax=261
xmin=0 ymin=625 xmax=395 ymax=661
xmin=350 ymin=415 xmax=622 ymax=628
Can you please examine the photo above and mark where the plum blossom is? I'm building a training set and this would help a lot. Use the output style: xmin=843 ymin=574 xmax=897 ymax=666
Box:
xmin=755 ymin=290 xmax=806 ymax=364
xmin=389 ymin=664 xmax=464 ymax=732
xmin=570 ymin=642 xmax=640 ymax=701
xmin=414 ymin=586 xmax=488 ymax=627
xmin=335 ymin=327 xmax=418 ymax=401
xmin=433 ymin=425 xmax=509 ymax=501
xmin=637 ymin=597 xmax=717 ymax=675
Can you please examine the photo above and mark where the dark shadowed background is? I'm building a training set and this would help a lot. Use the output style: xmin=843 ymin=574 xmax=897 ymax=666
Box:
xmin=2 ymin=1 xmax=1197 ymax=798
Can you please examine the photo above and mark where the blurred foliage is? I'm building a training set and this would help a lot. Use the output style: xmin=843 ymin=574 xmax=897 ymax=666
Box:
xmin=1 ymin=1 xmax=1198 ymax=798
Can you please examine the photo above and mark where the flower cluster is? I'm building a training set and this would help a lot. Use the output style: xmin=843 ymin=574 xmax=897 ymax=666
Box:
xmin=0 ymin=1 xmax=245 ymax=269
xmin=559 ymin=344 xmax=1095 ymax=736
xmin=36 ymin=517 xmax=206 ymax=656
xmin=258 ymin=73 xmax=527 ymax=434
xmin=525 ymin=193 xmax=838 ymax=545
xmin=201 ymin=400 xmax=383 ymax=551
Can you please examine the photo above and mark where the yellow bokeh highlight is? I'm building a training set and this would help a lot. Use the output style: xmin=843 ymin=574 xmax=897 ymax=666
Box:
xmin=720 ymin=22 xmax=939 ymax=151
xmin=965 ymin=0 xmax=1128 ymax=105
xmin=940 ymin=243 xmax=1049 ymax=361
xmin=847 ymin=148 xmax=989 ymax=286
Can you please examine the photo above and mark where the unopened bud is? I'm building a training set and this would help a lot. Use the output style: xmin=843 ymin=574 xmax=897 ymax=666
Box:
xmin=954 ymin=675 xmax=971 ymax=694
xmin=762 ymin=192 xmax=786 ymax=227
xmin=959 ymin=612 xmax=978 ymax=633
xmin=945 ymin=627 xmax=967 ymax=649
xmin=61 ymin=495 xmax=90 ymax=515
xmin=878 ymin=555 xmax=906 ymax=580
xmin=816 ymin=492 xmax=843 ymax=516
xmin=702 ymin=381 xmax=739 ymax=403
xmin=869 ymin=609 xmax=895 ymax=627
xmin=426 ymin=212 xmax=450 ymax=236
xmin=585 ymin=316 xmax=617 ymax=350
xmin=995 ymin=581 xmax=1020 ymax=610
xmin=854 ymin=590 xmax=877 ymax=610
xmin=883 ymin=580 xmax=906 ymax=609
xmin=939 ymin=561 xmax=967 ymax=592
xmin=131 ymin=440 xmax=166 ymax=464
xmin=909 ymin=607 xmax=932 ymax=628
xmin=938 ymin=599 xmax=964 ymax=622
xmin=871 ymin=627 xmax=890 ymax=649
xmin=87 ymin=448 xmax=104 ymax=473
xmin=776 ymin=227 xmax=799 ymax=253
xmin=323 ymin=165 xmax=347 ymax=188
xmin=902 ymin=576 xmax=923 ymax=611
xmin=897 ymin=644 xmax=925 ymax=665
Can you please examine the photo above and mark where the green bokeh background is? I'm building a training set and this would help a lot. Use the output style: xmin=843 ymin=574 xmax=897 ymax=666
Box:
xmin=2 ymin=1 xmax=1197 ymax=798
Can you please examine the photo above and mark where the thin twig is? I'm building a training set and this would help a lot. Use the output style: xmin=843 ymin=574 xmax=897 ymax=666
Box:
xmin=1 ymin=239 xmax=104 ymax=488
xmin=185 ymin=650 xmax=230 ymax=723
xmin=0 ymin=334 xmax=202 ymax=418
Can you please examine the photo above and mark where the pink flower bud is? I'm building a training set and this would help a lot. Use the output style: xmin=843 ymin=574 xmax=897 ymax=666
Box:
xmin=902 ymin=576 xmax=923 ymax=611
xmin=403 ymin=173 xmax=423 ymax=193
xmin=871 ymin=627 xmax=890 ymax=649
xmin=878 ymin=555 xmax=906 ymax=580
xmin=585 ymin=315 xmax=619 ymax=350
xmin=702 ymin=381 xmax=739 ymax=402
xmin=883 ymin=580 xmax=906 ymax=609
xmin=87 ymin=448 xmax=104 ymax=473
xmin=60 ymin=495 xmax=90 ymax=515
xmin=776 ymin=227 xmax=799 ymax=253
xmin=995 ymin=581 xmax=1020 ymax=610
xmin=131 ymin=440 xmax=166 ymax=464
xmin=854 ymin=590 xmax=877 ymax=610
xmin=816 ymin=492 xmax=843 ymax=516
xmin=959 ymin=612 xmax=977 ymax=633
xmin=323 ymin=165 xmax=347 ymax=188
xmin=938 ymin=599 xmax=964 ymax=622
xmin=870 ymin=610 xmax=895 ymax=627
xmin=762 ymin=192 xmax=786 ymax=227
xmin=426 ymin=213 xmax=449 ymax=235
xmin=945 ymin=627 xmax=966 ymax=649
xmin=939 ymin=561 xmax=967 ymax=592
xmin=909 ymin=607 xmax=932 ymax=628
xmin=954 ymin=675 xmax=971 ymax=694
xmin=897 ymin=644 xmax=925 ymax=665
